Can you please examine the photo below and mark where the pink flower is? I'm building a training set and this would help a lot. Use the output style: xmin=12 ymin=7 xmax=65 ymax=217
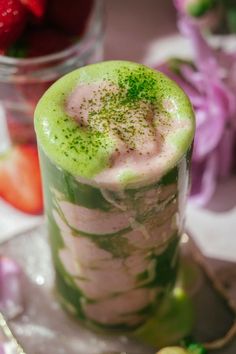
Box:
xmin=155 ymin=18 xmax=236 ymax=205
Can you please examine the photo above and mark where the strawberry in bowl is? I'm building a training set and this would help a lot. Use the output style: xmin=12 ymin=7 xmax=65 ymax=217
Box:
xmin=0 ymin=0 xmax=27 ymax=51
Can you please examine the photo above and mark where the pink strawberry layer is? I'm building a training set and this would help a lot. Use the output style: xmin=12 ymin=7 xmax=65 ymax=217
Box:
xmin=53 ymin=180 xmax=179 ymax=326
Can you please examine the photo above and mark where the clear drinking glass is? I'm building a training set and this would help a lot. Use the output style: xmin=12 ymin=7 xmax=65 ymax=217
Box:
xmin=0 ymin=0 xmax=104 ymax=148
xmin=35 ymin=61 xmax=195 ymax=332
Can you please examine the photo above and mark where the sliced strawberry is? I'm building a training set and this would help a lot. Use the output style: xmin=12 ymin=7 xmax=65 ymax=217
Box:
xmin=0 ymin=0 xmax=27 ymax=50
xmin=0 ymin=145 xmax=43 ymax=214
xmin=20 ymin=0 xmax=46 ymax=19
xmin=47 ymin=0 xmax=94 ymax=36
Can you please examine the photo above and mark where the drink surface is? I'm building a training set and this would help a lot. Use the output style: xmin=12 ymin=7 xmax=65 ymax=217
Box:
xmin=35 ymin=60 xmax=195 ymax=190
xmin=35 ymin=61 xmax=195 ymax=331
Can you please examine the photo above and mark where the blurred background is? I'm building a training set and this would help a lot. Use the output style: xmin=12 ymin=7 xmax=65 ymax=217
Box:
xmin=104 ymin=0 xmax=176 ymax=61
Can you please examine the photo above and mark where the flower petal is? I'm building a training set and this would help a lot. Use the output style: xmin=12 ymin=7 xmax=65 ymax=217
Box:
xmin=217 ymin=127 xmax=235 ymax=178
xmin=190 ymin=151 xmax=218 ymax=205
xmin=193 ymin=105 xmax=225 ymax=160
xmin=178 ymin=16 xmax=217 ymax=73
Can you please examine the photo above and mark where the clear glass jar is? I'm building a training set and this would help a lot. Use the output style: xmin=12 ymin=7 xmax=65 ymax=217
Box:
xmin=0 ymin=0 xmax=104 ymax=147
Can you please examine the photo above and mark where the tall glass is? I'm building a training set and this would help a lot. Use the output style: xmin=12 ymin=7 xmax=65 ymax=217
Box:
xmin=35 ymin=61 xmax=195 ymax=332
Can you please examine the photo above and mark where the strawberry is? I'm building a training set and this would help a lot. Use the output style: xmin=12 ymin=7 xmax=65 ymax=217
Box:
xmin=20 ymin=0 xmax=46 ymax=19
xmin=0 ymin=144 xmax=43 ymax=214
xmin=47 ymin=0 xmax=94 ymax=36
xmin=0 ymin=0 xmax=27 ymax=50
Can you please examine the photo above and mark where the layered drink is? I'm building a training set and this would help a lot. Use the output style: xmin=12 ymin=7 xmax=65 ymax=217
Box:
xmin=34 ymin=61 xmax=195 ymax=331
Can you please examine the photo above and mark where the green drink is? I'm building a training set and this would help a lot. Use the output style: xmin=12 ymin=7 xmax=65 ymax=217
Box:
xmin=35 ymin=61 xmax=195 ymax=331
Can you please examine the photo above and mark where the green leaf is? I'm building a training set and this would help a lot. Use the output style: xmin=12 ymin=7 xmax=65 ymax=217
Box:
xmin=181 ymin=338 xmax=207 ymax=354
xmin=187 ymin=0 xmax=217 ymax=17
xmin=227 ymin=8 xmax=236 ymax=33
xmin=187 ymin=343 xmax=207 ymax=354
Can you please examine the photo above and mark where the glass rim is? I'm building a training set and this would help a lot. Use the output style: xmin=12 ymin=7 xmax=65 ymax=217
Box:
xmin=0 ymin=0 xmax=103 ymax=67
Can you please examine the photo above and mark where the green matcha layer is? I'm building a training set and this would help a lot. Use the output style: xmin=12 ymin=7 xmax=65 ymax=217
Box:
xmin=35 ymin=61 xmax=195 ymax=190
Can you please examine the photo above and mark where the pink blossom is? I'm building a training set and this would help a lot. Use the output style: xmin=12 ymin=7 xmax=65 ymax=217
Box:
xmin=156 ymin=18 xmax=236 ymax=205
